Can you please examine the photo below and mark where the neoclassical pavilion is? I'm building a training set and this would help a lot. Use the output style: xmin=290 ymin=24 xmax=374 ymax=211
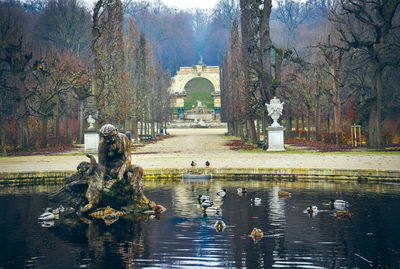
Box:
xmin=169 ymin=64 xmax=220 ymax=120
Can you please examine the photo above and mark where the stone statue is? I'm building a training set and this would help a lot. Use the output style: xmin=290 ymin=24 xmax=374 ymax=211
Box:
xmin=87 ymin=115 xmax=96 ymax=130
xmin=50 ymin=123 xmax=164 ymax=221
xmin=266 ymin=97 xmax=284 ymax=127
xmin=98 ymin=124 xmax=132 ymax=180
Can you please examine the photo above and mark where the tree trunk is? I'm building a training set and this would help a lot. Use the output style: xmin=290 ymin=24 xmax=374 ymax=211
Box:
xmin=66 ymin=112 xmax=72 ymax=146
xmin=18 ymin=99 xmax=29 ymax=149
xmin=78 ymin=100 xmax=85 ymax=144
xmin=247 ymin=119 xmax=257 ymax=144
xmin=368 ymin=66 xmax=383 ymax=149
xmin=0 ymin=108 xmax=6 ymax=157
xmin=228 ymin=121 xmax=234 ymax=135
xmin=151 ymin=121 xmax=155 ymax=138
xmin=288 ymin=105 xmax=293 ymax=138
xmin=315 ymin=96 xmax=321 ymax=141
xmin=40 ymin=116 xmax=48 ymax=148
xmin=19 ymin=117 xmax=29 ymax=149
xmin=55 ymin=95 xmax=60 ymax=145
xmin=306 ymin=109 xmax=310 ymax=141
xmin=131 ymin=120 xmax=138 ymax=143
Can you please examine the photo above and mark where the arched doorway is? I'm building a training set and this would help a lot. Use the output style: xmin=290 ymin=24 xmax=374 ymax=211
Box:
xmin=170 ymin=65 xmax=220 ymax=120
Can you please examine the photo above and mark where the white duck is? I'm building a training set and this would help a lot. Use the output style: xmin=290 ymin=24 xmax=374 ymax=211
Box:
xmin=217 ymin=188 xmax=226 ymax=198
xmin=329 ymin=199 xmax=349 ymax=210
xmin=202 ymin=205 xmax=221 ymax=215
xmin=251 ymin=196 xmax=262 ymax=206
xmin=38 ymin=208 xmax=57 ymax=221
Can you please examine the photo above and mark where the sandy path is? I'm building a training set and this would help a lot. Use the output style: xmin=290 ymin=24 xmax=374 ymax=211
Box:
xmin=131 ymin=128 xmax=400 ymax=171
xmin=0 ymin=128 xmax=399 ymax=173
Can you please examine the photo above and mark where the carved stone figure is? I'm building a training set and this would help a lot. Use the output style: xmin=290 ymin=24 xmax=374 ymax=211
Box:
xmin=81 ymin=155 xmax=103 ymax=213
xmin=50 ymin=123 xmax=165 ymax=221
xmin=98 ymin=124 xmax=132 ymax=180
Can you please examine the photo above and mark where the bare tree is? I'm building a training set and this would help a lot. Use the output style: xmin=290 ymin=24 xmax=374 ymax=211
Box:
xmin=330 ymin=0 xmax=400 ymax=148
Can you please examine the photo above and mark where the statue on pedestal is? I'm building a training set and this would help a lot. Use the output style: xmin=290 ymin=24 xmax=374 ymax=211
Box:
xmin=265 ymin=97 xmax=285 ymax=151
xmin=87 ymin=115 xmax=96 ymax=130
xmin=50 ymin=124 xmax=165 ymax=224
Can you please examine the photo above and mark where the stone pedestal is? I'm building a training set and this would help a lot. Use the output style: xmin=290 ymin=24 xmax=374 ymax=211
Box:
xmin=84 ymin=131 xmax=100 ymax=153
xmin=267 ymin=126 xmax=285 ymax=151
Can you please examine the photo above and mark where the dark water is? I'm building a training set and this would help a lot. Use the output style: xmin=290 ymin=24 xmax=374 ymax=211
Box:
xmin=1 ymin=180 xmax=400 ymax=269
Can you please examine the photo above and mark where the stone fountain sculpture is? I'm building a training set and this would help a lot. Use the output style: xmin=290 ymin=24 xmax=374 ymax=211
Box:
xmin=50 ymin=124 xmax=165 ymax=225
xmin=266 ymin=97 xmax=285 ymax=151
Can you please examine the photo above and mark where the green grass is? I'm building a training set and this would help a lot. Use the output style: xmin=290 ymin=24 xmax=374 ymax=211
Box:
xmin=184 ymin=78 xmax=214 ymax=111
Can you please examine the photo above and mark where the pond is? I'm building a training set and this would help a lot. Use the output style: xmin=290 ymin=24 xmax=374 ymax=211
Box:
xmin=1 ymin=180 xmax=400 ymax=269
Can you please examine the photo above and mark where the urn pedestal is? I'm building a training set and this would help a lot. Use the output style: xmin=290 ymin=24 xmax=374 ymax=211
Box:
xmin=84 ymin=130 xmax=100 ymax=153
xmin=267 ymin=126 xmax=285 ymax=151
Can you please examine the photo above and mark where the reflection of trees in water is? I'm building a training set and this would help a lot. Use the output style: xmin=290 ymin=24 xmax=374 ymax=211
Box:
xmin=50 ymin=215 xmax=147 ymax=268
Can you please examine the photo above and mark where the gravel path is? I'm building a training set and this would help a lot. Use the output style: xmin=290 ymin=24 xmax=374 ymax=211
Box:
xmin=0 ymin=128 xmax=399 ymax=173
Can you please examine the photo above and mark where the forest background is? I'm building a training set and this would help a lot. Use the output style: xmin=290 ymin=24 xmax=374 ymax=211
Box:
xmin=0 ymin=0 xmax=399 ymax=156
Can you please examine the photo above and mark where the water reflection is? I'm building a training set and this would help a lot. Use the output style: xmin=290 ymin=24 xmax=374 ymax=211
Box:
xmin=1 ymin=180 xmax=400 ymax=268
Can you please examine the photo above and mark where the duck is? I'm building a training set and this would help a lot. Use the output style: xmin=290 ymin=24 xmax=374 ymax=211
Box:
xmin=334 ymin=210 xmax=353 ymax=218
xmin=191 ymin=161 xmax=197 ymax=167
xmin=250 ymin=228 xmax=264 ymax=243
xmin=217 ymin=188 xmax=226 ymax=198
xmin=306 ymin=205 xmax=318 ymax=215
xmin=205 ymin=161 xmax=210 ymax=167
xmin=214 ymin=220 xmax=226 ymax=232
xmin=251 ymin=228 xmax=264 ymax=237
xmin=251 ymin=196 xmax=262 ymax=206
xmin=278 ymin=191 xmax=292 ymax=198
xmin=202 ymin=205 xmax=221 ymax=215
xmin=237 ymin=187 xmax=247 ymax=196
xmin=201 ymin=200 xmax=214 ymax=207
xmin=38 ymin=208 xmax=57 ymax=221
xmin=329 ymin=199 xmax=349 ymax=210
xmin=198 ymin=194 xmax=211 ymax=203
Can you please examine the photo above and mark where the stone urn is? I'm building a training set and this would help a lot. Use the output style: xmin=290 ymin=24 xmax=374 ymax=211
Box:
xmin=266 ymin=97 xmax=284 ymax=127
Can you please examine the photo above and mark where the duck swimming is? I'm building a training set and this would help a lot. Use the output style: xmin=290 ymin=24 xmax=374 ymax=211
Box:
xmin=251 ymin=196 xmax=261 ymax=206
xmin=329 ymin=199 xmax=349 ymax=210
xmin=198 ymin=194 xmax=211 ymax=203
xmin=214 ymin=220 xmax=226 ymax=232
xmin=202 ymin=205 xmax=221 ymax=215
xmin=237 ymin=187 xmax=247 ymax=196
xmin=38 ymin=208 xmax=57 ymax=221
xmin=217 ymin=188 xmax=226 ymax=198
xmin=306 ymin=205 xmax=318 ymax=215
xmin=250 ymin=228 xmax=264 ymax=243
xmin=278 ymin=191 xmax=292 ymax=198
xmin=334 ymin=210 xmax=353 ymax=218
xmin=201 ymin=200 xmax=214 ymax=207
